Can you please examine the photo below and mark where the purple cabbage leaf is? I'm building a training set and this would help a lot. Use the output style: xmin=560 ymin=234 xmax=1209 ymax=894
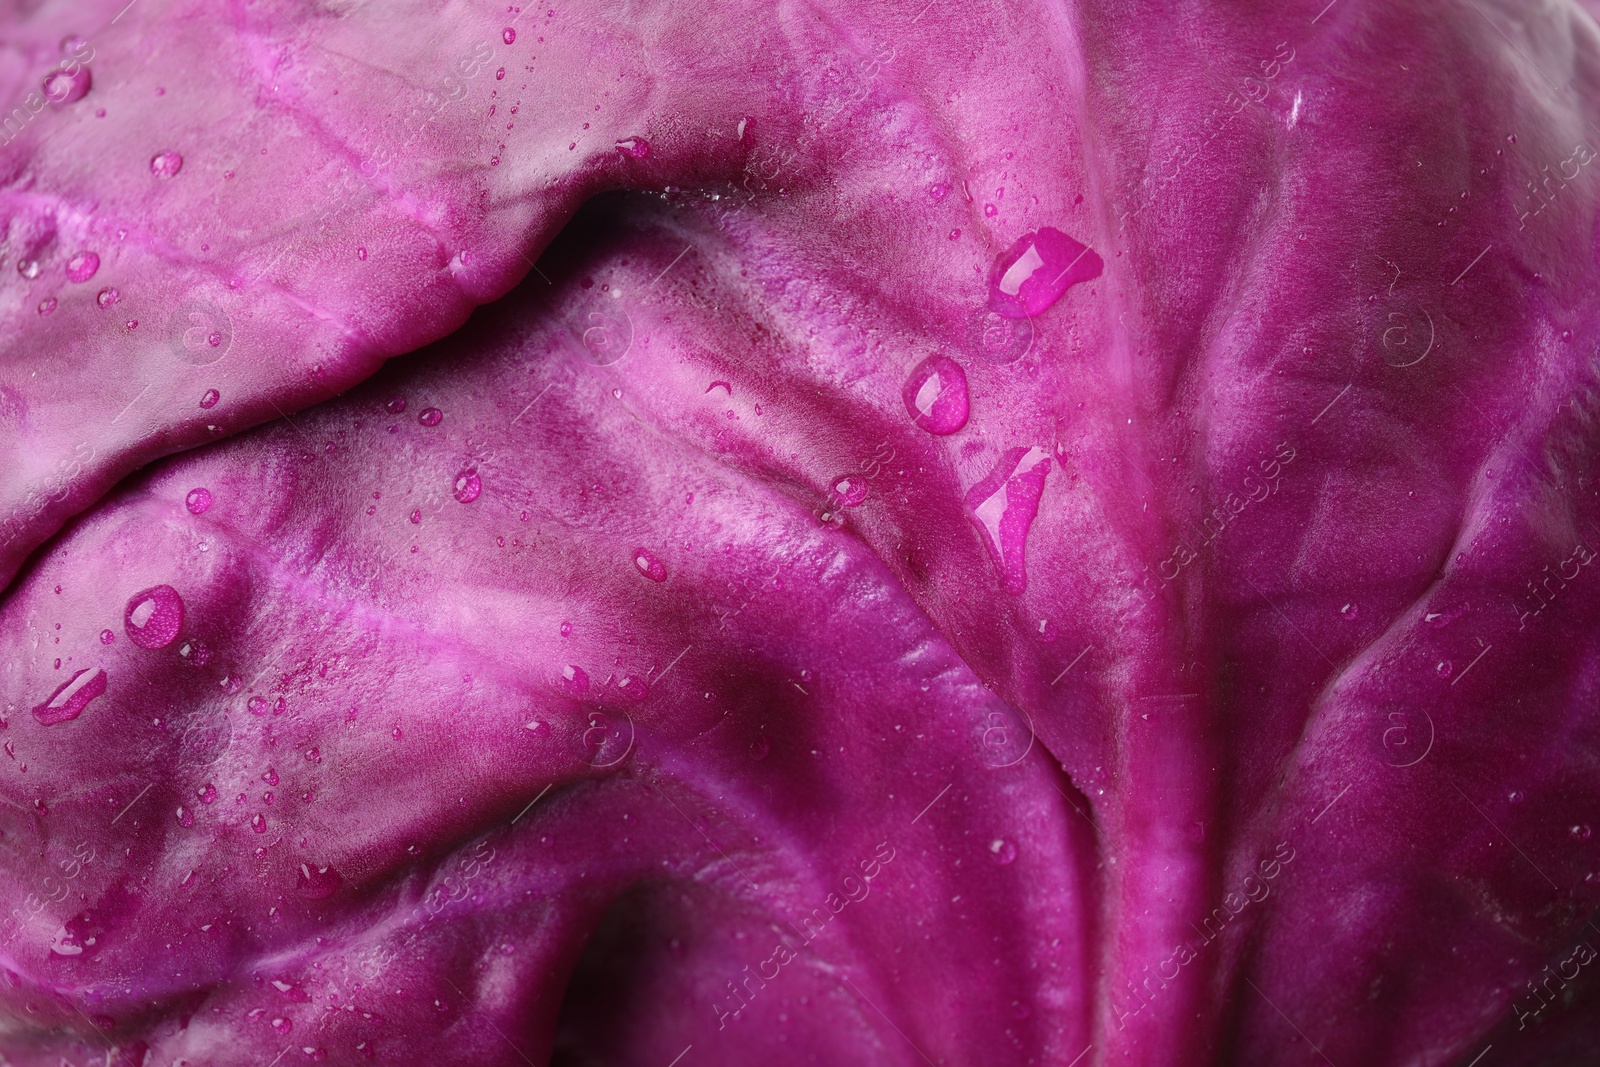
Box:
xmin=1 ymin=0 xmax=1599 ymax=1065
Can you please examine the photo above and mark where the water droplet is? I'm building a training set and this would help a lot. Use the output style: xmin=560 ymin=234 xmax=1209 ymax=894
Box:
xmin=198 ymin=783 xmax=217 ymax=804
xmin=99 ymin=628 xmax=115 ymax=645
xmin=64 ymin=251 xmax=99 ymax=282
xmin=296 ymin=863 xmax=342 ymax=899
xmin=124 ymin=585 xmax=184 ymax=649
xmin=562 ymin=664 xmax=589 ymax=694
xmin=496 ymin=67 xmax=506 ymax=80
xmin=262 ymin=767 xmax=279 ymax=785
xmin=1340 ymin=603 xmax=1359 ymax=621
xmin=987 ymin=226 xmax=1103 ymax=318
xmin=269 ymin=1016 xmax=291 ymax=1034
xmin=125 ymin=319 xmax=138 ymax=330
xmin=1508 ymin=789 xmax=1524 ymax=803
xmin=176 ymin=805 xmax=194 ymax=827
xmin=453 ymin=469 xmax=482 ymax=503
xmin=418 ymin=407 xmax=442 ymax=426
xmin=149 ymin=150 xmax=183 ymax=178
xmin=178 ymin=639 xmax=210 ymax=665
xmin=502 ymin=26 xmax=516 ymax=43
xmin=1435 ymin=660 xmax=1454 ymax=679
xmin=96 ymin=287 xmax=119 ymax=309
xmin=305 ymin=746 xmax=320 ymax=764
xmin=199 ymin=389 xmax=219 ymax=409
xmin=984 ymin=202 xmax=998 ymax=217
xmin=989 ymin=838 xmax=1017 ymax=864
xmin=36 ymin=298 xmax=56 ymax=316
xmin=749 ymin=736 xmax=771 ymax=761
xmin=525 ymin=718 xmax=552 ymax=737
xmin=1037 ymin=618 xmax=1058 ymax=643
xmin=32 ymin=667 xmax=106 ymax=725
xmin=384 ymin=396 xmax=406 ymax=414
xmin=17 ymin=259 xmax=40 ymax=280
xmin=1507 ymin=133 xmax=1517 ymax=144
xmin=967 ymin=446 xmax=1052 ymax=594
xmin=251 ymin=814 xmax=268 ymax=834
xmin=409 ymin=509 xmax=422 ymax=525
xmin=632 ymin=548 xmax=667 ymax=582
xmin=902 ymin=354 xmax=970 ymax=435
xmin=185 ymin=487 xmax=212 ymax=514
xmin=539 ymin=833 xmax=554 ymax=847
xmin=615 ymin=137 xmax=650 ymax=159
xmin=617 ymin=674 xmax=649 ymax=701
xmin=831 ymin=476 xmax=867 ymax=507
xmin=247 ymin=696 xmax=267 ymax=716
xmin=1573 ymin=824 xmax=1593 ymax=841
xmin=42 ymin=65 xmax=91 ymax=105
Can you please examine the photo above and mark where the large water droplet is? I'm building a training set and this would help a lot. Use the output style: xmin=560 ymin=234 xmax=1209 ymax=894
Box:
xmin=966 ymin=446 xmax=1052 ymax=594
xmin=502 ymin=26 xmax=517 ymax=43
xmin=32 ymin=667 xmax=107 ymax=726
xmin=616 ymin=137 xmax=650 ymax=159
xmin=452 ymin=469 xmax=482 ymax=503
xmin=831 ymin=476 xmax=867 ymax=507
xmin=269 ymin=1015 xmax=291 ymax=1034
xmin=49 ymin=929 xmax=84 ymax=956
xmin=262 ymin=767 xmax=279 ymax=785
xmin=632 ymin=548 xmax=667 ymax=582
xmin=124 ymin=585 xmax=184 ymax=649
xmin=562 ymin=664 xmax=589 ymax=694
xmin=251 ymin=813 xmax=268 ymax=834
xmin=42 ymin=66 xmax=91 ymax=105
xmin=199 ymin=388 xmax=219 ymax=409
xmin=384 ymin=396 xmax=406 ymax=415
xmin=185 ymin=487 xmax=212 ymax=514
xmin=418 ymin=407 xmax=442 ymax=426
xmin=902 ymin=354 xmax=970 ymax=435
xmin=149 ymin=150 xmax=183 ymax=178
xmin=197 ymin=783 xmax=217 ymax=805
xmin=64 ymin=251 xmax=99 ymax=283
xmin=96 ymin=287 xmax=119 ymax=309
xmin=17 ymin=259 xmax=40 ymax=280
xmin=987 ymin=226 xmax=1102 ymax=319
